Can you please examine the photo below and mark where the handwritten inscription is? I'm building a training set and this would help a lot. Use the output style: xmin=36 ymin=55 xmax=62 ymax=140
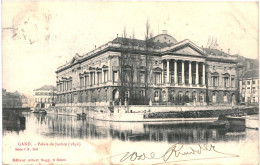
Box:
xmin=108 ymin=143 xmax=239 ymax=164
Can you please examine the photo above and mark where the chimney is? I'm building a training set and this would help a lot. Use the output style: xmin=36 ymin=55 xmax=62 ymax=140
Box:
xmin=228 ymin=48 xmax=230 ymax=54
xmin=117 ymin=34 xmax=118 ymax=37
xmin=95 ymin=45 xmax=96 ymax=49
xmin=202 ymin=45 xmax=203 ymax=48
xmin=162 ymin=30 xmax=167 ymax=34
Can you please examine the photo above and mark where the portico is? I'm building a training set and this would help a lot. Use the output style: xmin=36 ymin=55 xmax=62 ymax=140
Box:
xmin=162 ymin=56 xmax=206 ymax=88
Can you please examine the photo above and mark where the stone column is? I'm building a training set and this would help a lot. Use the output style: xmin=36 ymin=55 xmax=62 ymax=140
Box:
xmin=161 ymin=61 xmax=164 ymax=84
xmin=102 ymin=69 xmax=104 ymax=83
xmin=174 ymin=60 xmax=177 ymax=84
xmin=229 ymin=75 xmax=232 ymax=88
xmin=95 ymin=71 xmax=98 ymax=85
xmin=182 ymin=60 xmax=185 ymax=85
xmin=202 ymin=63 xmax=205 ymax=86
xmin=189 ymin=61 xmax=192 ymax=86
xmin=108 ymin=56 xmax=112 ymax=82
xmin=84 ymin=76 xmax=87 ymax=87
xmin=83 ymin=77 xmax=85 ymax=88
xmin=167 ymin=59 xmax=170 ymax=84
xmin=89 ymin=73 xmax=91 ymax=86
xmin=196 ymin=62 xmax=199 ymax=85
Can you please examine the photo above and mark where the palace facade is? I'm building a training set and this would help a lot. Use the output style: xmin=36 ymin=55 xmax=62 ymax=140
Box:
xmin=56 ymin=33 xmax=238 ymax=107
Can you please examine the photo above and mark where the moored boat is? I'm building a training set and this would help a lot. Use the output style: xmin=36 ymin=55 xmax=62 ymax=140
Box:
xmin=245 ymin=115 xmax=259 ymax=130
xmin=209 ymin=115 xmax=230 ymax=129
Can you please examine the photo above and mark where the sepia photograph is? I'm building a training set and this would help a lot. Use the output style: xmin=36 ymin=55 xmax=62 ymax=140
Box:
xmin=2 ymin=1 xmax=259 ymax=164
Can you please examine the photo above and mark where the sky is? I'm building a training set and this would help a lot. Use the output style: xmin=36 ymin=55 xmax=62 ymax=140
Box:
xmin=2 ymin=1 xmax=259 ymax=96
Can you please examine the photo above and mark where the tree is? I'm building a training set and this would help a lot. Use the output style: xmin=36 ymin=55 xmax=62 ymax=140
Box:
xmin=116 ymin=19 xmax=154 ymax=105
xmin=144 ymin=19 xmax=154 ymax=104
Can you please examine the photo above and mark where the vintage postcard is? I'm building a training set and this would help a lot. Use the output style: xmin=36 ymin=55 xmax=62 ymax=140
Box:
xmin=2 ymin=1 xmax=259 ymax=164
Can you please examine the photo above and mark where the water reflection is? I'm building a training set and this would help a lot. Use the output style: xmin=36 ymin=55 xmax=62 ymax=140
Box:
xmin=3 ymin=111 xmax=26 ymax=133
xmin=2 ymin=112 xmax=250 ymax=143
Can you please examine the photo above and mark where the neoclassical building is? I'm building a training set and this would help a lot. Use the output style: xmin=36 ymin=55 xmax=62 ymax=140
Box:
xmin=56 ymin=32 xmax=238 ymax=107
xmin=33 ymin=85 xmax=57 ymax=108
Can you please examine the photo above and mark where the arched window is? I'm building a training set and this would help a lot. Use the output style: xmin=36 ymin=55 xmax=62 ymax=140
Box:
xmin=185 ymin=91 xmax=190 ymax=103
xmin=224 ymin=92 xmax=228 ymax=103
xmin=113 ymin=89 xmax=119 ymax=101
xmin=170 ymin=90 xmax=175 ymax=103
xmin=192 ymin=92 xmax=197 ymax=102
xmin=154 ymin=90 xmax=160 ymax=102
xmin=212 ymin=92 xmax=217 ymax=103
xmin=199 ymin=92 xmax=204 ymax=102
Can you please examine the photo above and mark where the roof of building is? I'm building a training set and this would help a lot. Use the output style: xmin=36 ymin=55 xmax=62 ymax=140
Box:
xmin=35 ymin=85 xmax=57 ymax=91
xmin=202 ymin=48 xmax=230 ymax=56
xmin=243 ymin=69 xmax=259 ymax=79
xmin=112 ymin=36 xmax=174 ymax=49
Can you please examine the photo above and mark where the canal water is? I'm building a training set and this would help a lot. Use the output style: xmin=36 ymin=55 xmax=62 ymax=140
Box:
xmin=2 ymin=111 xmax=259 ymax=164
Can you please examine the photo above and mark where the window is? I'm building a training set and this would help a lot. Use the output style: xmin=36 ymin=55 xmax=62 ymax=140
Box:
xmin=247 ymin=81 xmax=250 ymax=85
xmin=154 ymin=90 xmax=159 ymax=102
xmin=90 ymin=73 xmax=95 ymax=85
xmin=85 ymin=76 xmax=89 ymax=86
xmin=80 ymin=77 xmax=83 ymax=87
xmin=212 ymin=93 xmax=216 ymax=103
xmin=154 ymin=73 xmax=161 ymax=84
xmin=224 ymin=93 xmax=228 ymax=103
xmin=104 ymin=70 xmax=108 ymax=82
xmin=139 ymin=72 xmax=145 ymax=83
xmin=231 ymin=78 xmax=235 ymax=87
xmin=224 ymin=77 xmax=229 ymax=87
xmin=124 ymin=71 xmax=131 ymax=82
xmin=125 ymin=91 xmax=129 ymax=101
xmin=113 ymin=71 xmax=118 ymax=82
xmin=253 ymin=81 xmax=256 ymax=84
xmin=97 ymin=72 xmax=102 ymax=84
xmin=140 ymin=90 xmax=145 ymax=98
xmin=212 ymin=77 xmax=218 ymax=87
xmin=242 ymin=82 xmax=245 ymax=85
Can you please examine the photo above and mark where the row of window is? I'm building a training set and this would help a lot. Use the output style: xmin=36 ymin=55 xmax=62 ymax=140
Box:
xmin=35 ymin=92 xmax=55 ymax=95
xmin=57 ymin=80 xmax=72 ymax=92
xmin=79 ymin=70 xmax=119 ymax=87
xmin=35 ymin=98 xmax=54 ymax=103
xmin=211 ymin=77 xmax=235 ymax=87
xmin=242 ymin=80 xmax=258 ymax=85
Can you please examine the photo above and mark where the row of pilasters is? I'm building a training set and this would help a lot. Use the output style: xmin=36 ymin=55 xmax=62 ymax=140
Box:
xmin=165 ymin=60 xmax=205 ymax=86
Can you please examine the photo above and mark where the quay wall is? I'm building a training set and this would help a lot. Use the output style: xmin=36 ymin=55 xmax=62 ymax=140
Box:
xmin=46 ymin=105 xmax=257 ymax=121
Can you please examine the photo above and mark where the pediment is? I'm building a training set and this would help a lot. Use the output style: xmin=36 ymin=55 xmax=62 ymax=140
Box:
xmin=171 ymin=46 xmax=203 ymax=57
xmin=70 ymin=53 xmax=81 ymax=65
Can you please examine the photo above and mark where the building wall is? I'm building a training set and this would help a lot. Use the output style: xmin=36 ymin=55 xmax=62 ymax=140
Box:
xmin=206 ymin=60 xmax=237 ymax=105
xmin=34 ymin=89 xmax=57 ymax=108
xmin=240 ymin=78 xmax=259 ymax=104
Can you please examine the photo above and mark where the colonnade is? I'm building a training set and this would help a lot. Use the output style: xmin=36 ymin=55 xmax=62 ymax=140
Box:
xmin=163 ymin=59 xmax=205 ymax=86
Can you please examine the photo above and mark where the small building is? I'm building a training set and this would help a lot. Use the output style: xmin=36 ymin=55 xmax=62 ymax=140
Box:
xmin=33 ymin=85 xmax=57 ymax=108
xmin=240 ymin=69 xmax=259 ymax=105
